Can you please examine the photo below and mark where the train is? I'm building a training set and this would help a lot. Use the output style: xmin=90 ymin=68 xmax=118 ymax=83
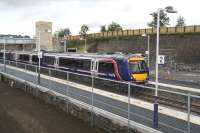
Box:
xmin=0 ymin=51 xmax=149 ymax=82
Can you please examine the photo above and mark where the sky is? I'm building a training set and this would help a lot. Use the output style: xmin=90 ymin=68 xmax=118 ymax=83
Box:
xmin=0 ymin=0 xmax=199 ymax=37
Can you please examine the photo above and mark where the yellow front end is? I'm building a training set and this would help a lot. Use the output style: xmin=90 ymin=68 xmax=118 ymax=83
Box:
xmin=128 ymin=56 xmax=149 ymax=82
xmin=132 ymin=73 xmax=148 ymax=82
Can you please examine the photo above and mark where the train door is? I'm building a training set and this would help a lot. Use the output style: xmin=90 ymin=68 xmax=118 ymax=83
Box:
xmin=55 ymin=56 xmax=59 ymax=69
xmin=91 ymin=58 xmax=98 ymax=76
xmin=97 ymin=59 xmax=116 ymax=79
xmin=29 ymin=54 xmax=32 ymax=64
xmin=13 ymin=52 xmax=17 ymax=61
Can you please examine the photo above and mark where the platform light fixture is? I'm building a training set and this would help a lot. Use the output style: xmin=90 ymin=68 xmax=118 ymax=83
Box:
xmin=154 ymin=6 xmax=177 ymax=129
xmin=22 ymin=32 xmax=25 ymax=51
xmin=141 ymin=34 xmax=150 ymax=68
xmin=80 ymin=37 xmax=87 ymax=53
xmin=3 ymin=36 xmax=7 ymax=72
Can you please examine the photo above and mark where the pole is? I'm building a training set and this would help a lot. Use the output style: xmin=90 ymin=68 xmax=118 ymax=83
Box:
xmin=38 ymin=31 xmax=41 ymax=84
xmin=3 ymin=37 xmax=6 ymax=72
xmin=66 ymin=72 xmax=69 ymax=113
xmin=147 ymin=35 xmax=150 ymax=68
xmin=48 ymin=69 xmax=51 ymax=90
xmin=22 ymin=33 xmax=24 ymax=51
xmin=128 ymin=82 xmax=131 ymax=133
xmin=64 ymin=40 xmax=67 ymax=52
xmin=91 ymin=72 xmax=94 ymax=127
xmin=84 ymin=38 xmax=87 ymax=53
xmin=187 ymin=93 xmax=191 ymax=133
xmin=153 ymin=8 xmax=160 ymax=129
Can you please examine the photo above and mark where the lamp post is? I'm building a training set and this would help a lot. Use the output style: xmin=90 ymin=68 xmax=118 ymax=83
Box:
xmin=80 ymin=37 xmax=87 ymax=53
xmin=38 ymin=31 xmax=41 ymax=84
xmin=64 ymin=36 xmax=69 ymax=53
xmin=84 ymin=38 xmax=87 ymax=53
xmin=153 ymin=6 xmax=177 ymax=129
xmin=64 ymin=40 xmax=67 ymax=52
xmin=142 ymin=34 xmax=150 ymax=68
xmin=22 ymin=33 xmax=25 ymax=51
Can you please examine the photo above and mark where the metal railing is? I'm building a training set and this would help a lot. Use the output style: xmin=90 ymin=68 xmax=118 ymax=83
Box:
xmin=0 ymin=59 xmax=200 ymax=133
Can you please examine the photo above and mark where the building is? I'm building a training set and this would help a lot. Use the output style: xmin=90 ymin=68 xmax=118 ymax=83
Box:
xmin=35 ymin=21 xmax=53 ymax=51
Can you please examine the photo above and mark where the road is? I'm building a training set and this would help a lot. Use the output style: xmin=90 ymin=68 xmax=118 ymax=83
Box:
xmin=0 ymin=77 xmax=99 ymax=133
xmin=2 ymin=65 xmax=200 ymax=133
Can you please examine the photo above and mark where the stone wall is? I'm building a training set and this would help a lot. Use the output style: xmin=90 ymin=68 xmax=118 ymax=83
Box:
xmin=81 ymin=33 xmax=200 ymax=71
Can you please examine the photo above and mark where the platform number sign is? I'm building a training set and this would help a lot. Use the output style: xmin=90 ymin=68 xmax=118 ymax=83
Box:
xmin=158 ymin=55 xmax=165 ymax=64
xmin=38 ymin=51 xmax=43 ymax=59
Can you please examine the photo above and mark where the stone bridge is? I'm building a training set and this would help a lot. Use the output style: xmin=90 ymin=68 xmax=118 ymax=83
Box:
xmin=0 ymin=37 xmax=35 ymax=51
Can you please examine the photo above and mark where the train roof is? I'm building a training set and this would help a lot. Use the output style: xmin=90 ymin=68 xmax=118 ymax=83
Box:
xmin=1 ymin=50 xmax=145 ymax=60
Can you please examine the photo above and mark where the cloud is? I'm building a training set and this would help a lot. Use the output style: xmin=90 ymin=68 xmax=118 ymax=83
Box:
xmin=0 ymin=0 xmax=73 ymax=7
xmin=0 ymin=0 xmax=109 ymax=7
xmin=0 ymin=0 xmax=199 ymax=36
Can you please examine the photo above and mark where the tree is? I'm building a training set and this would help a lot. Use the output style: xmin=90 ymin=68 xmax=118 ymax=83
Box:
xmin=107 ymin=22 xmax=123 ymax=31
xmin=63 ymin=28 xmax=71 ymax=36
xmin=148 ymin=10 xmax=170 ymax=27
xmin=58 ymin=30 xmax=64 ymax=38
xmin=79 ymin=24 xmax=89 ymax=38
xmin=58 ymin=28 xmax=71 ymax=38
xmin=100 ymin=25 xmax=107 ymax=32
xmin=176 ymin=16 xmax=185 ymax=27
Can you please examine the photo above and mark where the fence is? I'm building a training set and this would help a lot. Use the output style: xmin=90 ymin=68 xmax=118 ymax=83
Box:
xmin=65 ymin=25 xmax=200 ymax=41
xmin=0 ymin=59 xmax=200 ymax=133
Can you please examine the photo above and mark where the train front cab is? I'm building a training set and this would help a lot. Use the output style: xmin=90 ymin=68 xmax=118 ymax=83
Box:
xmin=128 ymin=57 xmax=149 ymax=82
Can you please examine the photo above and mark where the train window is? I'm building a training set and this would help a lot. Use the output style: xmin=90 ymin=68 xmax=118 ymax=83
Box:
xmin=98 ymin=62 xmax=114 ymax=73
xmin=5 ymin=53 xmax=10 ymax=60
xmin=32 ymin=55 xmax=38 ymax=63
xmin=129 ymin=60 xmax=148 ymax=73
xmin=43 ymin=56 xmax=55 ymax=65
xmin=10 ymin=53 xmax=15 ymax=60
xmin=76 ymin=60 xmax=83 ymax=69
xmin=75 ymin=59 xmax=91 ymax=70
xmin=19 ymin=54 xmax=29 ymax=61
xmin=76 ymin=59 xmax=91 ymax=70
xmin=59 ymin=57 xmax=91 ymax=71
xmin=5 ymin=53 xmax=14 ymax=60
xmin=83 ymin=60 xmax=91 ymax=71
xmin=0 ymin=53 xmax=3 ymax=58
xmin=59 ymin=57 xmax=74 ymax=68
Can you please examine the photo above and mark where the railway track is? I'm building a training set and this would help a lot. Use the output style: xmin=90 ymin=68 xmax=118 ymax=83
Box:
xmin=137 ymin=91 xmax=200 ymax=115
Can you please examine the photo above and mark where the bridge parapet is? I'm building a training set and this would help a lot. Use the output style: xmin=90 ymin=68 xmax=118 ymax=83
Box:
xmin=0 ymin=37 xmax=35 ymax=45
